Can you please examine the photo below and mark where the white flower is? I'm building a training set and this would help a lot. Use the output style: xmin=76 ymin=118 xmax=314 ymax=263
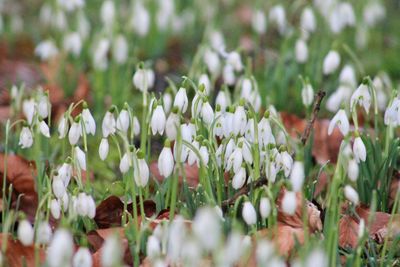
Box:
xmin=93 ymin=38 xmax=110 ymax=70
xmin=133 ymin=68 xmax=149 ymax=92
xmin=269 ymin=5 xmax=287 ymax=35
xmin=328 ymin=109 xmax=349 ymax=136
xmin=37 ymin=221 xmax=52 ymax=245
xmin=119 ymin=153 xmax=131 ymax=174
xmin=35 ymin=40 xmax=59 ymax=61
xmin=52 ymin=177 xmax=66 ymax=198
xmin=151 ymin=105 xmax=166 ymax=135
xmin=18 ymin=220 xmax=34 ymax=246
xmin=201 ymin=102 xmax=214 ymax=126
xmin=252 ymin=10 xmax=266 ymax=34
xmin=204 ymin=49 xmax=220 ymax=77
xmin=198 ymin=145 xmax=209 ymax=167
xmin=116 ymin=109 xmax=130 ymax=133
xmin=353 ymin=137 xmax=366 ymax=163
xmin=100 ymin=0 xmax=115 ymax=28
xmin=82 ymin=108 xmax=96 ymax=135
xmin=165 ymin=111 xmax=180 ymax=140
xmin=216 ymin=91 xmax=229 ymax=112
xmin=323 ymin=50 xmax=340 ymax=75
xmin=147 ymin=235 xmax=161 ymax=259
xmin=47 ymin=229 xmax=74 ymax=267
xmin=358 ymin=219 xmax=365 ymax=239
xmin=50 ymin=199 xmax=61 ymax=219
xmin=38 ymin=120 xmax=50 ymax=138
xmin=350 ymin=84 xmax=371 ymax=114
xmin=198 ymin=74 xmax=211 ymax=95
xmin=73 ymin=247 xmax=92 ymax=267
xmin=131 ymin=1 xmax=150 ymax=37
xmin=233 ymin=105 xmax=247 ymax=136
xmin=259 ymin=197 xmax=271 ymax=219
xmin=300 ymin=7 xmax=316 ymax=33
xmin=301 ymin=83 xmax=314 ymax=106
xmin=242 ymin=202 xmax=257 ymax=225
xmin=163 ymin=92 xmax=173 ymax=114
xmin=282 ymin=191 xmax=297 ymax=215
xmin=19 ymin=127 xmax=33 ymax=149
xmin=58 ymin=163 xmax=72 ymax=187
xmin=113 ymin=34 xmax=128 ymax=64
xmin=223 ymin=64 xmax=235 ymax=85
xmin=37 ymin=94 xmax=49 ymax=119
xmin=227 ymin=51 xmax=243 ymax=72
xmin=58 ymin=115 xmax=69 ymax=139
xmin=63 ymin=32 xmax=82 ymax=57
xmin=158 ymin=144 xmax=174 ymax=178
xmin=102 ymin=111 xmax=116 ymax=137
xmin=174 ymin=87 xmax=188 ymax=113
xmin=188 ymin=140 xmax=199 ymax=166
xmin=232 ymin=167 xmax=246 ymax=189
xmin=135 ymin=158 xmax=149 ymax=187
xmin=305 ymin=249 xmax=328 ymax=267
xmin=339 ymin=65 xmax=356 ymax=88
xmin=241 ymin=78 xmax=252 ymax=101
xmin=348 ymin=159 xmax=359 ymax=181
xmin=344 ymin=185 xmax=359 ymax=205
xmin=290 ymin=161 xmax=305 ymax=192
xmin=101 ymin=235 xmax=122 ymax=267
xmin=295 ymin=39 xmax=308 ymax=63
xmin=99 ymin=138 xmax=109 ymax=161
xmin=23 ymin=99 xmax=36 ymax=125
xmin=193 ymin=207 xmax=221 ymax=251
xmin=384 ymin=98 xmax=400 ymax=126
xmin=69 ymin=122 xmax=82 ymax=145
xmin=75 ymin=146 xmax=86 ymax=170
xmin=258 ymin=117 xmax=275 ymax=147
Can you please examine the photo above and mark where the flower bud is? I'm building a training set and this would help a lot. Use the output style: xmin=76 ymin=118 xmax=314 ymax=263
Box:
xmin=39 ymin=120 xmax=51 ymax=138
xmin=344 ymin=185 xmax=359 ymax=205
xmin=259 ymin=197 xmax=271 ymax=219
xmin=37 ymin=221 xmax=52 ymax=245
xmin=323 ymin=50 xmax=340 ymax=75
xmin=282 ymin=191 xmax=297 ymax=215
xmin=50 ymin=199 xmax=61 ymax=219
xmin=75 ymin=146 xmax=87 ymax=171
xmin=242 ymin=201 xmax=257 ymax=225
xmin=18 ymin=220 xmax=34 ymax=246
xmin=99 ymin=138 xmax=109 ymax=161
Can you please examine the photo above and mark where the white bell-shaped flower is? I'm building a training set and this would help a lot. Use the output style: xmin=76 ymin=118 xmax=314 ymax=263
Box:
xmin=242 ymin=202 xmax=257 ymax=225
xmin=151 ymin=105 xmax=166 ymax=135
xmin=353 ymin=137 xmax=366 ymax=163
xmin=328 ymin=109 xmax=349 ymax=136
xmin=19 ymin=127 xmax=33 ymax=149
xmin=99 ymin=138 xmax=109 ymax=161
xmin=323 ymin=50 xmax=340 ymax=75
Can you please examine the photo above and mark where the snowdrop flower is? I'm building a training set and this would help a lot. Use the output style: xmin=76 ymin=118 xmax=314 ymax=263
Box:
xmin=295 ymin=39 xmax=308 ymax=64
xmin=101 ymin=234 xmax=123 ymax=267
xmin=102 ymin=110 xmax=116 ymax=137
xmin=323 ymin=50 xmax=340 ymax=75
xmin=339 ymin=65 xmax=356 ymax=88
xmin=163 ymin=92 xmax=173 ymax=114
xmin=37 ymin=221 xmax=52 ymax=245
xmin=37 ymin=94 xmax=49 ymax=119
xmin=358 ymin=219 xmax=365 ymax=239
xmin=227 ymin=51 xmax=243 ymax=72
xmin=69 ymin=121 xmax=82 ymax=145
xmin=151 ymin=105 xmax=166 ymax=135
xmin=193 ymin=207 xmax=221 ymax=251
xmin=135 ymin=155 xmax=149 ymax=187
xmin=82 ymin=107 xmax=96 ymax=135
xmin=227 ymin=146 xmax=243 ymax=173
xmin=39 ymin=120 xmax=50 ymax=138
xmin=242 ymin=202 xmax=257 ymax=225
xmin=344 ymin=185 xmax=359 ymax=205
xmin=300 ymin=7 xmax=316 ymax=34
xmin=223 ymin=64 xmax=235 ymax=85
xmin=18 ymin=220 xmax=34 ymax=246
xmin=232 ymin=166 xmax=246 ymax=189
xmin=384 ymin=98 xmax=400 ymax=126
xmin=113 ymin=34 xmax=128 ymax=64
xmin=165 ymin=110 xmax=180 ymax=140
xmin=301 ymin=83 xmax=314 ymax=106
xmin=328 ymin=109 xmax=349 ymax=136
xmin=58 ymin=0 xmax=84 ymax=12
xmin=188 ymin=140 xmax=199 ymax=166
xmin=147 ymin=235 xmax=161 ymax=259
xmin=35 ymin=40 xmax=59 ymax=61
xmin=269 ymin=5 xmax=286 ymax=35
xmin=258 ymin=115 xmax=275 ymax=147
xmin=75 ymin=146 xmax=86 ymax=170
xmin=100 ymin=0 xmax=115 ymax=28
xmin=198 ymin=74 xmax=211 ymax=95
xmin=50 ymin=199 xmax=61 ymax=219
xmin=353 ymin=137 xmax=366 ymax=163
xmin=52 ymin=177 xmax=66 ymax=199
xmin=191 ymin=92 xmax=204 ymax=118
xmin=119 ymin=152 xmax=131 ymax=174
xmin=131 ymin=1 xmax=150 ymax=37
xmin=216 ymin=91 xmax=229 ymax=112
xmin=259 ymin=197 xmax=271 ymax=219
xmin=63 ymin=32 xmax=82 ymax=57
xmin=58 ymin=115 xmax=69 ymax=139
xmin=47 ymin=229 xmax=74 ymax=267
xmin=99 ymin=138 xmax=109 ymax=161
xmin=23 ymin=99 xmax=36 ymax=125
xmin=305 ymin=248 xmax=328 ymax=267
xmin=93 ymin=38 xmax=110 ymax=71
xmin=158 ymin=141 xmax=174 ymax=178
xmin=350 ymin=84 xmax=371 ymax=114
xmin=199 ymin=145 xmax=209 ymax=167
xmin=241 ymin=78 xmax=252 ymax=101
xmin=201 ymin=101 xmax=214 ymax=126
xmin=19 ymin=127 xmax=33 ymax=149
xmin=204 ymin=49 xmax=220 ymax=77
xmin=363 ymin=2 xmax=386 ymax=27
xmin=290 ymin=161 xmax=305 ymax=192
xmin=174 ymin=87 xmax=188 ymax=113
xmin=282 ymin=191 xmax=297 ymax=215
xmin=252 ymin=10 xmax=266 ymax=34
xmin=233 ymin=104 xmax=247 ymax=136
xmin=73 ymin=247 xmax=92 ymax=267
xmin=348 ymin=158 xmax=359 ymax=181
xmin=116 ymin=109 xmax=130 ymax=133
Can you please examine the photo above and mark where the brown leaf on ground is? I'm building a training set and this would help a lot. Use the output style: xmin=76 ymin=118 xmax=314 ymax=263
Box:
xmin=339 ymin=215 xmax=359 ymax=248
xmin=150 ymin=162 xmax=199 ymax=188
xmin=0 ymin=233 xmax=45 ymax=267
xmin=280 ymin=112 xmax=343 ymax=164
xmin=0 ymin=154 xmax=38 ymax=221
xmin=94 ymin=195 xmax=157 ymax=228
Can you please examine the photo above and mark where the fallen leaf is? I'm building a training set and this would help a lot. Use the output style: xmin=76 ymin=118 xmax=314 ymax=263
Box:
xmin=0 ymin=233 xmax=45 ymax=267
xmin=339 ymin=215 xmax=359 ymax=248
xmin=150 ymin=162 xmax=199 ymax=188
